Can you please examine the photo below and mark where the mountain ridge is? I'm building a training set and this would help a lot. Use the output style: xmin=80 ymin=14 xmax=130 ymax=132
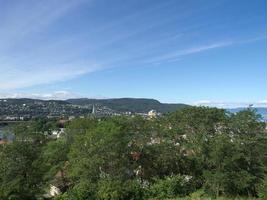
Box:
xmin=0 ymin=98 xmax=188 ymax=119
xmin=66 ymin=98 xmax=188 ymax=113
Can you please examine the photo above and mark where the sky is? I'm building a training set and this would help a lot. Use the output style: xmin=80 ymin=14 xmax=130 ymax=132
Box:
xmin=0 ymin=0 xmax=267 ymax=107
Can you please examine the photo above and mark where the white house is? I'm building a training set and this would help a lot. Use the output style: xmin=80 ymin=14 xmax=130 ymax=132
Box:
xmin=49 ymin=185 xmax=61 ymax=196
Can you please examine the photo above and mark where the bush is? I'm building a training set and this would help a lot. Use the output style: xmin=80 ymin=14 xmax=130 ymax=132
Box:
xmin=96 ymin=179 xmax=144 ymax=200
xmin=54 ymin=182 xmax=96 ymax=200
xmin=148 ymin=175 xmax=196 ymax=199
xmin=257 ymin=177 xmax=267 ymax=199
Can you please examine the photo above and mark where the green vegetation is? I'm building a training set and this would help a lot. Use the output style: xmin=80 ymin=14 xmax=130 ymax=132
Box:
xmin=0 ymin=107 xmax=267 ymax=199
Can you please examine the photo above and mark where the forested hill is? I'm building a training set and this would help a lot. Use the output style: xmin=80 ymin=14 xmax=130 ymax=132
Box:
xmin=0 ymin=98 xmax=90 ymax=119
xmin=66 ymin=98 xmax=188 ymax=113
xmin=0 ymin=98 xmax=188 ymax=119
xmin=0 ymin=98 xmax=69 ymax=105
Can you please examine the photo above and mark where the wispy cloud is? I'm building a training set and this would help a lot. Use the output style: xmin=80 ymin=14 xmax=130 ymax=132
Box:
xmin=0 ymin=0 xmax=90 ymax=51
xmin=193 ymin=100 xmax=267 ymax=108
xmin=1 ymin=0 xmax=267 ymax=92
xmin=0 ymin=91 xmax=81 ymax=100
xmin=0 ymin=0 xmax=158 ymax=90
xmin=0 ymin=0 xmax=97 ymax=90
xmin=143 ymin=34 xmax=267 ymax=65
xmin=144 ymin=42 xmax=232 ymax=64
xmin=0 ymin=63 xmax=99 ymax=90
xmin=0 ymin=91 xmax=110 ymax=100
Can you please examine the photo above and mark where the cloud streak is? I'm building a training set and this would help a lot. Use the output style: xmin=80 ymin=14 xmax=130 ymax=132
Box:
xmin=144 ymin=42 xmax=233 ymax=64
xmin=143 ymin=33 xmax=267 ymax=65
xmin=0 ymin=91 xmax=81 ymax=100
xmin=0 ymin=0 xmax=97 ymax=90
xmin=0 ymin=63 xmax=98 ymax=90
xmin=193 ymin=100 xmax=267 ymax=108
xmin=1 ymin=0 xmax=267 ymax=92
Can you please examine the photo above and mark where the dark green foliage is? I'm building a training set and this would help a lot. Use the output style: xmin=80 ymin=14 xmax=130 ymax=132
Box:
xmin=0 ymin=142 xmax=44 ymax=200
xmin=41 ymin=138 xmax=70 ymax=190
xmin=1 ymin=106 xmax=267 ymax=199
xmin=201 ymin=108 xmax=266 ymax=198
xmin=148 ymin=175 xmax=196 ymax=199
xmin=203 ymin=134 xmax=263 ymax=197
xmin=96 ymin=179 xmax=144 ymax=200
xmin=54 ymin=182 xmax=97 ymax=200
xmin=0 ymin=119 xmax=60 ymax=199
xmin=257 ymin=177 xmax=267 ymax=199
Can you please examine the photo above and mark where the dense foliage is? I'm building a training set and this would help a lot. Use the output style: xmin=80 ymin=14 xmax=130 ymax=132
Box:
xmin=0 ymin=107 xmax=266 ymax=199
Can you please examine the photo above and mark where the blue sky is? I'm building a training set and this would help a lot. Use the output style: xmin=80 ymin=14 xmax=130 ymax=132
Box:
xmin=0 ymin=0 xmax=267 ymax=107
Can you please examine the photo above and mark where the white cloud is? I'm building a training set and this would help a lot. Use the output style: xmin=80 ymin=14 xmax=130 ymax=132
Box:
xmin=255 ymin=101 xmax=267 ymax=107
xmin=0 ymin=0 xmax=90 ymax=50
xmin=144 ymin=42 xmax=233 ymax=64
xmin=0 ymin=0 xmax=98 ymax=90
xmin=0 ymin=91 xmax=81 ymax=100
xmin=193 ymin=100 xmax=267 ymax=108
xmin=144 ymin=34 xmax=267 ymax=65
xmin=0 ymin=91 xmax=110 ymax=100
xmin=1 ymin=0 xmax=266 ymax=92
xmin=0 ymin=62 xmax=102 ymax=90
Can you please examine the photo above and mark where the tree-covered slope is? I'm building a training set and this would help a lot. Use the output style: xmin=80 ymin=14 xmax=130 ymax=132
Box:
xmin=66 ymin=98 xmax=189 ymax=113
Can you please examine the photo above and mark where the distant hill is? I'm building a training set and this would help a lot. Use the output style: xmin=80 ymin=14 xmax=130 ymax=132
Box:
xmin=0 ymin=98 xmax=89 ymax=119
xmin=66 ymin=98 xmax=188 ymax=113
xmin=0 ymin=98 xmax=188 ymax=120
xmin=0 ymin=98 xmax=69 ymax=105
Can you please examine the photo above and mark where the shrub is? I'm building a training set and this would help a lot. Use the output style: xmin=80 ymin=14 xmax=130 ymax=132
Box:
xmin=148 ymin=175 xmax=196 ymax=199
xmin=257 ymin=177 xmax=267 ymax=199
xmin=96 ymin=179 xmax=144 ymax=200
xmin=54 ymin=182 xmax=96 ymax=200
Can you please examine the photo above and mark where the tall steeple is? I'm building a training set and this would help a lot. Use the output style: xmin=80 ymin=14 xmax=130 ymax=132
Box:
xmin=92 ymin=104 xmax=96 ymax=115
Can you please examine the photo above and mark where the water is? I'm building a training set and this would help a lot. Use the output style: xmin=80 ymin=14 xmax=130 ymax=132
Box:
xmin=0 ymin=126 xmax=14 ymax=141
xmin=261 ymin=114 xmax=267 ymax=121
xmin=228 ymin=108 xmax=267 ymax=121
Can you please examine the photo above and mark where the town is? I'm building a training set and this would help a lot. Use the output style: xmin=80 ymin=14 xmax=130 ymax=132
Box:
xmin=0 ymin=98 xmax=178 ymax=121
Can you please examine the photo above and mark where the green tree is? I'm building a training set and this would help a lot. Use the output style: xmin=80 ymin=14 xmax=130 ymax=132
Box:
xmin=0 ymin=142 xmax=43 ymax=200
xmin=41 ymin=138 xmax=70 ymax=192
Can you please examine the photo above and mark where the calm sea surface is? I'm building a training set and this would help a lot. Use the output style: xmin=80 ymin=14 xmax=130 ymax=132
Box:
xmin=0 ymin=126 xmax=14 ymax=141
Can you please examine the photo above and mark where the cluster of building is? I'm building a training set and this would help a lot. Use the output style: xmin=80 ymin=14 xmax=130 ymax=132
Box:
xmin=0 ymin=98 xmax=162 ymax=123
xmin=0 ymin=99 xmax=92 ymax=121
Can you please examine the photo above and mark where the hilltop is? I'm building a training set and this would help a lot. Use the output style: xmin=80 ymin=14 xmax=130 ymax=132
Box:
xmin=0 ymin=98 xmax=188 ymax=120
xmin=66 ymin=98 xmax=188 ymax=113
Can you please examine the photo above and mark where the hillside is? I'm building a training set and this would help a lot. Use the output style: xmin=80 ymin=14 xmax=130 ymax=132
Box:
xmin=0 ymin=98 xmax=90 ymax=120
xmin=66 ymin=98 xmax=188 ymax=113
xmin=0 ymin=98 xmax=188 ymax=120
xmin=0 ymin=98 xmax=69 ymax=105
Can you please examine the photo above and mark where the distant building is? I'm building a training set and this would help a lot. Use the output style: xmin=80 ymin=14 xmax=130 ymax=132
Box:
xmin=49 ymin=185 xmax=61 ymax=197
xmin=51 ymin=128 xmax=65 ymax=139
xmin=125 ymin=111 xmax=132 ymax=115
xmin=68 ymin=116 xmax=75 ymax=120
xmin=0 ymin=138 xmax=8 ymax=145
xmin=5 ymin=116 xmax=18 ymax=121
xmin=45 ymin=163 xmax=69 ymax=198
xmin=59 ymin=119 xmax=68 ymax=124
xmin=148 ymin=110 xmax=157 ymax=118
xmin=92 ymin=104 xmax=96 ymax=115
xmin=148 ymin=137 xmax=161 ymax=145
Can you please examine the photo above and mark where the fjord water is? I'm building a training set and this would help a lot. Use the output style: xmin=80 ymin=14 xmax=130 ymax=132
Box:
xmin=0 ymin=126 xmax=14 ymax=141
